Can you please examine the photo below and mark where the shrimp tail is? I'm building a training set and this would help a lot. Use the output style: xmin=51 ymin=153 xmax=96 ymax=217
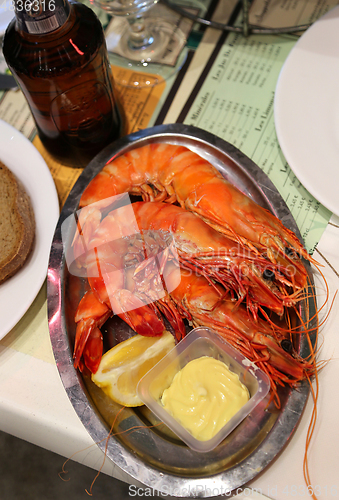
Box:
xmin=110 ymin=289 xmax=165 ymax=337
xmin=73 ymin=290 xmax=111 ymax=373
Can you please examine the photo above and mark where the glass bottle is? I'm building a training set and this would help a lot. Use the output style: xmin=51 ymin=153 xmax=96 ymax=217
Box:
xmin=3 ymin=0 xmax=125 ymax=168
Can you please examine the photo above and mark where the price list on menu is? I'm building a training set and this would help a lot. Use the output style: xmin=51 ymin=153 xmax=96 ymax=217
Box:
xmin=183 ymin=30 xmax=332 ymax=254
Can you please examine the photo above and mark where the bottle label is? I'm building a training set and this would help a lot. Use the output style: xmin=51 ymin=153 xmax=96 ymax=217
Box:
xmin=13 ymin=0 xmax=70 ymax=34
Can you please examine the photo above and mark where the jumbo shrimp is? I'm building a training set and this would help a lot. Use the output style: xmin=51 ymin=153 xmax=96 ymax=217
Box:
xmin=79 ymin=143 xmax=312 ymax=289
xmin=165 ymin=266 xmax=317 ymax=407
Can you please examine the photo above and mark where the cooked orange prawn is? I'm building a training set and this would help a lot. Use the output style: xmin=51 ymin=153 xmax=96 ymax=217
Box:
xmin=130 ymin=201 xmax=310 ymax=314
xmin=164 ymin=265 xmax=316 ymax=407
xmin=72 ymin=205 xmax=185 ymax=373
xmin=79 ymin=143 xmax=310 ymax=290
xmin=73 ymin=200 xmax=306 ymax=321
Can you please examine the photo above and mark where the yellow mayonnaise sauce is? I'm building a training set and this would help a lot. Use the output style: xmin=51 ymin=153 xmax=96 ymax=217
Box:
xmin=161 ymin=356 xmax=249 ymax=441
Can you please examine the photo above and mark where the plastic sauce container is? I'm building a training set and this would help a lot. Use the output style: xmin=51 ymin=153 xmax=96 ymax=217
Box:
xmin=137 ymin=327 xmax=270 ymax=452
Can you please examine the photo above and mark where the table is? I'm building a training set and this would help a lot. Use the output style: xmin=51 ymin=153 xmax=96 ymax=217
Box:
xmin=1 ymin=0 xmax=339 ymax=498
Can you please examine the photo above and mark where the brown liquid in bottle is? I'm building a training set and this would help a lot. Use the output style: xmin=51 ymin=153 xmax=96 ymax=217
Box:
xmin=3 ymin=0 xmax=125 ymax=167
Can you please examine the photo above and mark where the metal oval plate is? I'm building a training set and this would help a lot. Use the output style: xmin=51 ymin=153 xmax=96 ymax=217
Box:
xmin=47 ymin=123 xmax=316 ymax=497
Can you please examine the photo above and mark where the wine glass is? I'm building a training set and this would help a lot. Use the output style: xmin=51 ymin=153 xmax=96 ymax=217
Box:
xmin=93 ymin=0 xmax=187 ymax=87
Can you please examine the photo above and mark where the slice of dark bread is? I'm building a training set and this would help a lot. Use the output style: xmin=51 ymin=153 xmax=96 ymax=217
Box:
xmin=0 ymin=161 xmax=35 ymax=284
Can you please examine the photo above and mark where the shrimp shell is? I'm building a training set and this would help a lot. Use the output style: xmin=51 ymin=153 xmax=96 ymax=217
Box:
xmin=79 ymin=143 xmax=310 ymax=291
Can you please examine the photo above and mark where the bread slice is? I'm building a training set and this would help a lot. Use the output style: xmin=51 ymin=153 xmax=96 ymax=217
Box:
xmin=0 ymin=161 xmax=35 ymax=284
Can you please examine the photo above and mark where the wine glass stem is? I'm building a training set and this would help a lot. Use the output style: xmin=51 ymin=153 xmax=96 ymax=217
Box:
xmin=127 ymin=15 xmax=154 ymax=51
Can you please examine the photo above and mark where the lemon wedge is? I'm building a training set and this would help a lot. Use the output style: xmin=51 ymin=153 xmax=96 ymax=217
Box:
xmin=91 ymin=331 xmax=176 ymax=407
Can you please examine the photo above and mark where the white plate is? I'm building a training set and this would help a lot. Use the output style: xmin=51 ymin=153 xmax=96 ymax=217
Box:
xmin=0 ymin=0 xmax=14 ymax=35
xmin=0 ymin=120 xmax=59 ymax=339
xmin=274 ymin=5 xmax=339 ymax=216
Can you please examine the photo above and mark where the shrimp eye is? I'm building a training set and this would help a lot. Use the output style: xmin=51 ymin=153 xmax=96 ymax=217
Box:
xmin=285 ymin=247 xmax=301 ymax=259
xmin=281 ymin=339 xmax=293 ymax=354
xmin=262 ymin=268 xmax=275 ymax=281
